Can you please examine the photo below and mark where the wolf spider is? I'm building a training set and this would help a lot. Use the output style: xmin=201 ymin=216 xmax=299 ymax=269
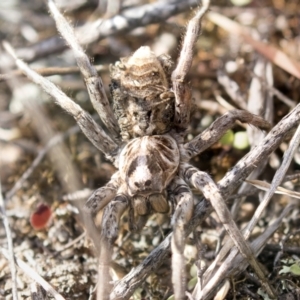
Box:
xmin=5 ymin=0 xmax=277 ymax=299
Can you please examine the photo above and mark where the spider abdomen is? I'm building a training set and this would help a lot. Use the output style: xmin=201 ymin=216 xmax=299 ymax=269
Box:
xmin=118 ymin=135 xmax=180 ymax=197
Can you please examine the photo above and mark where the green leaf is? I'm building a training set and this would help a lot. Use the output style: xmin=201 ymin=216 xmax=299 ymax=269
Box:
xmin=279 ymin=265 xmax=292 ymax=274
xmin=290 ymin=263 xmax=300 ymax=276
xmin=281 ymin=258 xmax=295 ymax=264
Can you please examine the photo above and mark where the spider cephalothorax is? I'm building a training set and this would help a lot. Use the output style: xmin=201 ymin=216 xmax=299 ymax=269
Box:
xmin=6 ymin=0 xmax=277 ymax=299
xmin=110 ymin=46 xmax=175 ymax=140
xmin=119 ymin=135 xmax=179 ymax=197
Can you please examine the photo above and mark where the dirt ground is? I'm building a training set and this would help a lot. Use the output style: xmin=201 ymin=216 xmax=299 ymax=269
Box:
xmin=1 ymin=0 xmax=300 ymax=299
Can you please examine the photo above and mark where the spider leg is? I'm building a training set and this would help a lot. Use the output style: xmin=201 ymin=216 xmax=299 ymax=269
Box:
xmin=183 ymin=110 xmax=271 ymax=160
xmin=98 ymin=192 xmax=129 ymax=300
xmin=171 ymin=0 xmax=210 ymax=131
xmin=85 ymin=172 xmax=119 ymax=217
xmin=180 ymin=163 xmax=276 ymax=298
xmin=48 ymin=0 xmax=120 ymax=139
xmin=3 ymin=42 xmax=118 ymax=161
xmin=169 ymin=177 xmax=194 ymax=300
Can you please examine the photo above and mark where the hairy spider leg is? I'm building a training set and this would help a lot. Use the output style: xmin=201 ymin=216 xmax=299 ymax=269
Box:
xmin=48 ymin=0 xmax=120 ymax=139
xmin=184 ymin=110 xmax=271 ymax=160
xmin=85 ymin=173 xmax=119 ymax=216
xmin=3 ymin=41 xmax=119 ymax=161
xmin=171 ymin=0 xmax=210 ymax=131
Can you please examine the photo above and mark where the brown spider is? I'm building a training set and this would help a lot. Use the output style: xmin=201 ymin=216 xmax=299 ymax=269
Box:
xmin=4 ymin=0 xmax=277 ymax=299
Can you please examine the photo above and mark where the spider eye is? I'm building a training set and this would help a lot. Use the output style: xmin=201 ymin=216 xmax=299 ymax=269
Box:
xmin=145 ymin=180 xmax=152 ymax=186
xmin=147 ymin=110 xmax=152 ymax=118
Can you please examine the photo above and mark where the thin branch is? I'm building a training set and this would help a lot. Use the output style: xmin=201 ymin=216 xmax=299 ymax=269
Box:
xmin=53 ymin=232 xmax=86 ymax=256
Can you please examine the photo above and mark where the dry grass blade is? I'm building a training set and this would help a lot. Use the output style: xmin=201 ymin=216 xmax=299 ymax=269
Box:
xmin=246 ymin=179 xmax=300 ymax=200
xmin=217 ymin=70 xmax=247 ymax=109
xmin=244 ymin=123 xmax=300 ymax=239
xmin=207 ymin=11 xmax=300 ymax=80
xmin=231 ymin=57 xmax=273 ymax=219
xmin=246 ymin=66 xmax=295 ymax=108
xmin=0 ymin=182 xmax=18 ymax=300
xmin=194 ymin=204 xmax=294 ymax=299
xmin=1 ymin=247 xmax=65 ymax=300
